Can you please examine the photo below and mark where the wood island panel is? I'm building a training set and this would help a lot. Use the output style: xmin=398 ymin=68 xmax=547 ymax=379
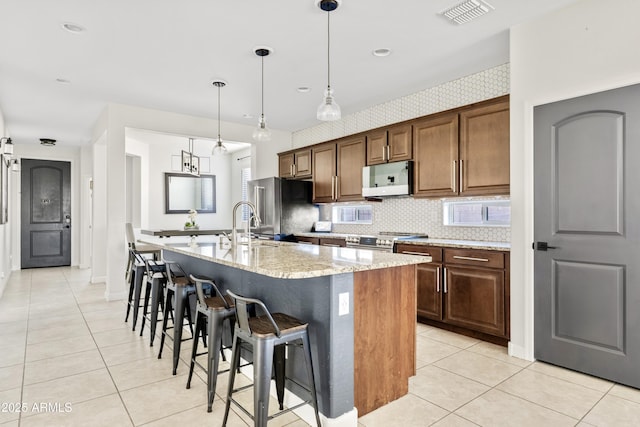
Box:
xmin=353 ymin=264 xmax=417 ymax=416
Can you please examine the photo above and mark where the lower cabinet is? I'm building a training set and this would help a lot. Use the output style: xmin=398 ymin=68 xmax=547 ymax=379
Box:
xmin=295 ymin=236 xmax=346 ymax=247
xmin=396 ymin=244 xmax=509 ymax=342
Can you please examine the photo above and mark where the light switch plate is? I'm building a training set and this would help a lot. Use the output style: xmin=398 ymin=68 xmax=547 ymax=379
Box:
xmin=339 ymin=292 xmax=349 ymax=316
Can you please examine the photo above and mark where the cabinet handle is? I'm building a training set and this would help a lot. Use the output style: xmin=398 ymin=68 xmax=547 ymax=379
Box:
xmin=459 ymin=159 xmax=464 ymax=193
xmin=452 ymin=160 xmax=457 ymax=192
xmin=336 ymin=176 xmax=340 ymax=200
xmin=323 ymin=243 xmax=341 ymax=247
xmin=443 ymin=267 xmax=448 ymax=293
xmin=452 ymin=255 xmax=489 ymax=262
xmin=386 ymin=145 xmax=390 ymax=162
xmin=293 ymin=163 xmax=297 ymax=176
xmin=436 ymin=266 xmax=440 ymax=293
xmin=290 ymin=164 xmax=294 ymax=176
xmin=402 ymin=251 xmax=430 ymax=257
xmin=298 ymin=241 xmax=313 ymax=245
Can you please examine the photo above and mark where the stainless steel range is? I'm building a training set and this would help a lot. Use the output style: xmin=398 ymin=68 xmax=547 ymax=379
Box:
xmin=344 ymin=232 xmax=428 ymax=252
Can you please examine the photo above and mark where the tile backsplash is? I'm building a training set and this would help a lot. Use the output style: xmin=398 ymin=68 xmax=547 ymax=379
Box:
xmin=293 ymin=63 xmax=510 ymax=147
xmin=319 ymin=197 xmax=510 ymax=242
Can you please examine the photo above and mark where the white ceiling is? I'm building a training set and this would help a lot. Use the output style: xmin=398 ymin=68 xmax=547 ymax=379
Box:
xmin=0 ymin=0 xmax=579 ymax=147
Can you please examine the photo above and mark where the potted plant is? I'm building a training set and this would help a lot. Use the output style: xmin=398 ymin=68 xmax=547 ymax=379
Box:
xmin=184 ymin=209 xmax=199 ymax=230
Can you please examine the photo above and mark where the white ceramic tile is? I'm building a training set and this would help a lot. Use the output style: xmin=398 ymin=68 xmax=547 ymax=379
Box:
xmin=359 ymin=393 xmax=448 ymax=427
xmin=23 ymin=349 xmax=105 ymax=386
xmin=456 ymin=389 xmax=577 ymax=427
xmin=467 ymin=341 xmax=531 ymax=368
xmin=409 ymin=365 xmax=489 ymax=411
xmin=608 ymin=384 xmax=640 ymax=404
xmin=434 ymin=351 xmax=523 ymax=387
xmin=0 ymin=388 xmax=21 ymax=424
xmin=527 ymin=361 xmax=614 ymax=393
xmin=496 ymin=369 xmax=605 ymax=419
xmin=583 ymin=394 xmax=640 ymax=426
xmin=0 ymin=365 xmax=23 ymax=392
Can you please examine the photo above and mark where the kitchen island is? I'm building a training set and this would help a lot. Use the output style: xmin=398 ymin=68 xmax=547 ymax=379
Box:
xmin=139 ymin=236 xmax=428 ymax=426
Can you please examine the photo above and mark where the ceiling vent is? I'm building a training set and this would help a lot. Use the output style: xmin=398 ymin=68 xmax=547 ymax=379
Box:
xmin=40 ymin=138 xmax=56 ymax=146
xmin=441 ymin=0 xmax=494 ymax=24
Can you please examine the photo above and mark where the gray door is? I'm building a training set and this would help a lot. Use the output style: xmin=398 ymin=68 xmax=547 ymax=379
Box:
xmin=534 ymin=83 xmax=640 ymax=387
xmin=21 ymin=159 xmax=71 ymax=268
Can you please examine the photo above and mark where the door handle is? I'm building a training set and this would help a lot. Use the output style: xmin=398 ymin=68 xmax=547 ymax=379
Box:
xmin=436 ymin=266 xmax=440 ymax=293
xmin=533 ymin=242 xmax=558 ymax=251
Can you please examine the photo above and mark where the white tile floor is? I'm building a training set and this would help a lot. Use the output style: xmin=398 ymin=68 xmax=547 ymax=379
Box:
xmin=1 ymin=267 xmax=640 ymax=426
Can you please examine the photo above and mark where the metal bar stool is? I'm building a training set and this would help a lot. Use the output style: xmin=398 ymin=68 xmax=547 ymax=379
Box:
xmin=223 ymin=291 xmax=321 ymax=427
xmin=157 ymin=263 xmax=207 ymax=375
xmin=125 ymin=249 xmax=151 ymax=331
xmin=186 ymin=275 xmax=236 ymax=412
xmin=139 ymin=257 xmax=167 ymax=346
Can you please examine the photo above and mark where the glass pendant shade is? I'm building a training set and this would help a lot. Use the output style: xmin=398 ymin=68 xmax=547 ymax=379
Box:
xmin=317 ymin=87 xmax=341 ymax=121
xmin=212 ymin=140 xmax=227 ymax=156
xmin=252 ymin=115 xmax=272 ymax=142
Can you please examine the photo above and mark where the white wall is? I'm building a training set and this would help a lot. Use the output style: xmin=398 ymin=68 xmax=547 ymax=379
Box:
xmin=509 ymin=0 xmax=640 ymax=360
xmin=93 ymin=103 xmax=292 ymax=300
xmin=10 ymin=144 xmax=82 ymax=271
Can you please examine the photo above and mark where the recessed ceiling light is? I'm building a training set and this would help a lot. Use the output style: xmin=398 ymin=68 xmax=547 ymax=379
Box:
xmin=61 ymin=22 xmax=85 ymax=33
xmin=441 ymin=0 xmax=494 ymax=25
xmin=56 ymin=78 xmax=71 ymax=84
xmin=373 ymin=48 xmax=392 ymax=57
xmin=297 ymin=87 xmax=311 ymax=93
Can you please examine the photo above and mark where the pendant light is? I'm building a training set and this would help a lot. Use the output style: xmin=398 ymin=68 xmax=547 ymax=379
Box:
xmin=181 ymin=137 xmax=200 ymax=176
xmin=317 ymin=0 xmax=341 ymax=121
xmin=252 ymin=47 xmax=272 ymax=142
xmin=212 ymin=80 xmax=228 ymax=156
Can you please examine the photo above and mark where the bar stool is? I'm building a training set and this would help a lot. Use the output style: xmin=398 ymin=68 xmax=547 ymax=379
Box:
xmin=223 ymin=291 xmax=321 ymax=427
xmin=139 ymin=257 xmax=167 ymax=346
xmin=185 ymin=275 xmax=236 ymax=412
xmin=157 ymin=263 xmax=207 ymax=375
xmin=125 ymin=249 xmax=152 ymax=331
xmin=125 ymin=222 xmax=159 ymax=283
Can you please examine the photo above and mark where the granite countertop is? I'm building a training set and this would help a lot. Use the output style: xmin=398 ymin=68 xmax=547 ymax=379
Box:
xmin=293 ymin=233 xmax=510 ymax=251
xmin=138 ymin=236 xmax=429 ymax=279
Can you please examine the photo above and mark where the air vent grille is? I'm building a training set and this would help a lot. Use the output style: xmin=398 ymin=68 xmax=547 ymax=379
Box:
xmin=441 ymin=0 xmax=494 ymax=24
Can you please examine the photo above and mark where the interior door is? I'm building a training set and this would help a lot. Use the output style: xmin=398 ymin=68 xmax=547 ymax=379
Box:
xmin=21 ymin=159 xmax=71 ymax=268
xmin=534 ymin=83 xmax=640 ymax=387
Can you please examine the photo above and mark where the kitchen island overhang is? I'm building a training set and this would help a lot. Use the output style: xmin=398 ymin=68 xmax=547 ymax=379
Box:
xmin=139 ymin=237 xmax=429 ymax=425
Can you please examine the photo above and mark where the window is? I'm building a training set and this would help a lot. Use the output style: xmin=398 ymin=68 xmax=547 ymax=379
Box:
xmin=443 ymin=200 xmax=510 ymax=226
xmin=240 ymin=167 xmax=252 ymax=221
xmin=332 ymin=205 xmax=373 ymax=224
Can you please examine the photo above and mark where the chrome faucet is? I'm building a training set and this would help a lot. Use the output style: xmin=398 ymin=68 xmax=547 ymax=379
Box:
xmin=231 ymin=201 xmax=261 ymax=244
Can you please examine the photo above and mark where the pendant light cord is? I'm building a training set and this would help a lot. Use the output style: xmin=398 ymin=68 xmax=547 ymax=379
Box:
xmin=261 ymin=55 xmax=265 ymax=118
xmin=327 ymin=10 xmax=331 ymax=90
xmin=217 ymin=84 xmax=221 ymax=142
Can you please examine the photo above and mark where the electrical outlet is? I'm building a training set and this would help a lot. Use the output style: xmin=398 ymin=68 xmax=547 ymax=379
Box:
xmin=339 ymin=292 xmax=349 ymax=316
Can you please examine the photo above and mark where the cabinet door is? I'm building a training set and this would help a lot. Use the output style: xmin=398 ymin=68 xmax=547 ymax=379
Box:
xmin=443 ymin=265 xmax=505 ymax=337
xmin=459 ymin=98 xmax=510 ymax=196
xmin=366 ymin=130 xmax=387 ymax=165
xmin=319 ymin=237 xmax=346 ymax=247
xmin=388 ymin=124 xmax=412 ymax=162
xmin=337 ymin=136 xmax=365 ymax=201
xmin=278 ymin=152 xmax=294 ymax=178
xmin=417 ymin=263 xmax=442 ymax=320
xmin=312 ymin=143 xmax=337 ymax=203
xmin=296 ymin=236 xmax=319 ymax=245
xmin=413 ymin=113 xmax=459 ymax=197
xmin=294 ymin=149 xmax=312 ymax=178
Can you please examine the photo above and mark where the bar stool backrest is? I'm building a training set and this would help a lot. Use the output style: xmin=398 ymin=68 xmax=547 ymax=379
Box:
xmin=144 ymin=257 xmax=166 ymax=281
xmin=164 ymin=262 xmax=188 ymax=286
xmin=226 ymin=290 xmax=281 ymax=337
xmin=126 ymin=223 xmax=137 ymax=249
xmin=189 ymin=275 xmax=228 ymax=308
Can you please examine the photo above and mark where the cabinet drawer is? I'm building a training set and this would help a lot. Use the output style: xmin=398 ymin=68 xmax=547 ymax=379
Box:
xmin=444 ymin=248 xmax=503 ymax=269
xmin=396 ymin=244 xmax=442 ymax=263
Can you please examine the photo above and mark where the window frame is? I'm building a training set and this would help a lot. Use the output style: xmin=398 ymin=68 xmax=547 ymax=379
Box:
xmin=443 ymin=199 xmax=510 ymax=227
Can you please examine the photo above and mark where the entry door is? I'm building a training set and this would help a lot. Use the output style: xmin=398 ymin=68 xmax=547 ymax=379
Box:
xmin=534 ymin=83 xmax=640 ymax=387
xmin=21 ymin=159 xmax=71 ymax=268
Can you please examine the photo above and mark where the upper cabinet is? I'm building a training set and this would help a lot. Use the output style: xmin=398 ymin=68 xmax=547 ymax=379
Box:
xmin=413 ymin=96 xmax=509 ymax=198
xmin=312 ymin=136 xmax=366 ymax=203
xmin=366 ymin=123 xmax=412 ymax=165
xmin=278 ymin=148 xmax=312 ymax=179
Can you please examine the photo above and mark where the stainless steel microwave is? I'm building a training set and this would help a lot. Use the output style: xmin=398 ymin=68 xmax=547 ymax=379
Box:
xmin=362 ymin=160 xmax=413 ymax=197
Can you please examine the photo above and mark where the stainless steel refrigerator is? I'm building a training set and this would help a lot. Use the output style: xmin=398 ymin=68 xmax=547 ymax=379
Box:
xmin=247 ymin=177 xmax=318 ymax=239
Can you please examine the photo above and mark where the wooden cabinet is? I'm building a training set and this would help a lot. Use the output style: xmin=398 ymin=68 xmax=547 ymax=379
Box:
xmin=312 ymin=136 xmax=365 ymax=203
xmin=278 ymin=148 xmax=312 ymax=179
xmin=296 ymin=236 xmax=319 ymax=245
xmin=397 ymin=244 xmax=509 ymax=342
xmin=366 ymin=124 xmax=412 ymax=165
xmin=459 ymin=100 xmax=510 ymax=196
xmin=413 ymin=96 xmax=509 ymax=198
xmin=319 ymin=237 xmax=346 ymax=247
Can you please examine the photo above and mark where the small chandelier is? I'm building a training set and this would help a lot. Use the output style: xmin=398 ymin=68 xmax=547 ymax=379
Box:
xmin=317 ymin=0 xmax=341 ymax=121
xmin=252 ymin=47 xmax=272 ymax=142
xmin=181 ymin=137 xmax=200 ymax=176
xmin=212 ymin=80 xmax=228 ymax=156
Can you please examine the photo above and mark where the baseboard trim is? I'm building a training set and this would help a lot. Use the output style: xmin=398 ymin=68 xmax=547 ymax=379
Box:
xmin=90 ymin=275 xmax=106 ymax=284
